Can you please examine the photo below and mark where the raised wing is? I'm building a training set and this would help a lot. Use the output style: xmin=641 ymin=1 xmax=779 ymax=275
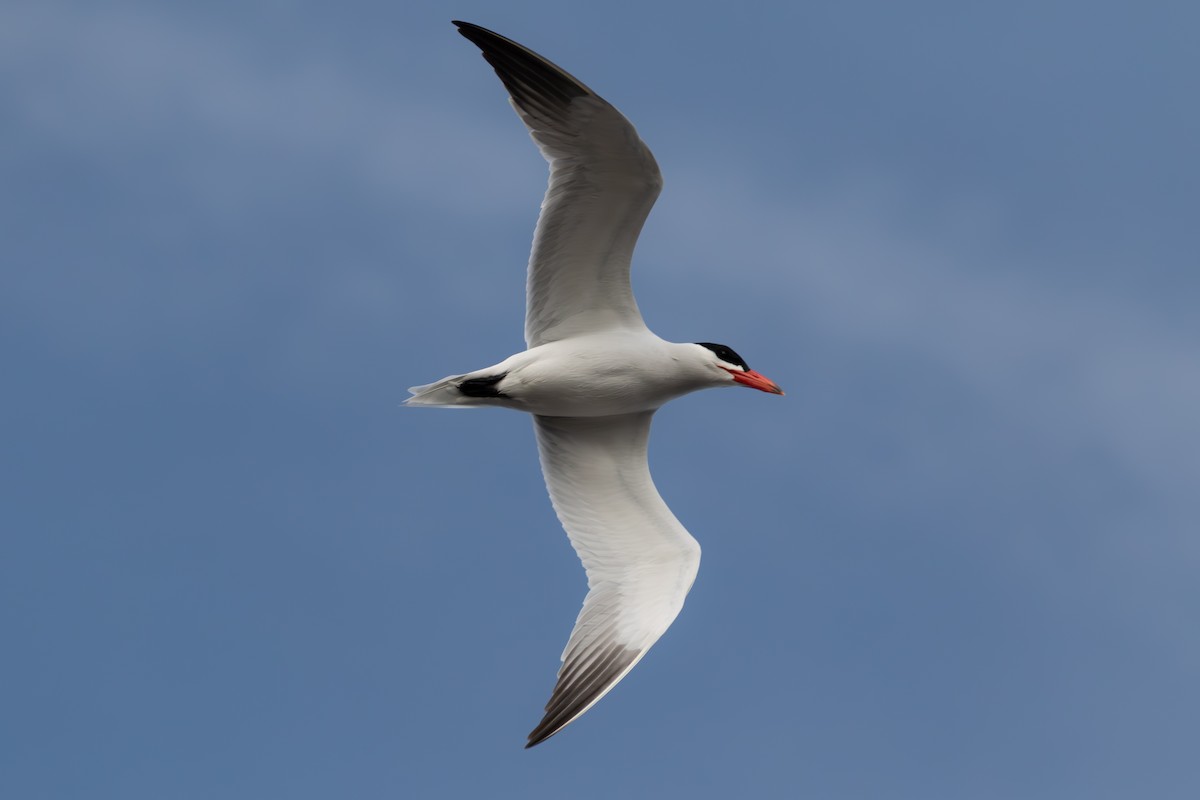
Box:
xmin=454 ymin=22 xmax=663 ymax=348
xmin=529 ymin=412 xmax=701 ymax=747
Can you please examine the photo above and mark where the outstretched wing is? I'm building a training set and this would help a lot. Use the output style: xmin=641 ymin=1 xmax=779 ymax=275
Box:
xmin=529 ymin=412 xmax=701 ymax=747
xmin=454 ymin=22 xmax=662 ymax=348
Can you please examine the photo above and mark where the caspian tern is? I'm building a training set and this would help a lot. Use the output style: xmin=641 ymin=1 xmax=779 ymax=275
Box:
xmin=408 ymin=21 xmax=784 ymax=748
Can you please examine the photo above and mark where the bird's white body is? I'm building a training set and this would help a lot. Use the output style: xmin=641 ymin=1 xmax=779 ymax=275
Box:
xmin=408 ymin=22 xmax=782 ymax=747
xmin=408 ymin=334 xmax=732 ymax=417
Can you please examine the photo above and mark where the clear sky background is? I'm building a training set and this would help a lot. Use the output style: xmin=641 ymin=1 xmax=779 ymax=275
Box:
xmin=4 ymin=1 xmax=1198 ymax=798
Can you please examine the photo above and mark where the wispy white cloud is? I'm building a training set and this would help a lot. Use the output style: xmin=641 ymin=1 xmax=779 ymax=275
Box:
xmin=0 ymin=2 xmax=532 ymax=211
xmin=1 ymin=2 xmax=538 ymax=364
xmin=6 ymin=2 xmax=1196 ymax=525
xmin=643 ymin=162 xmax=1200 ymax=534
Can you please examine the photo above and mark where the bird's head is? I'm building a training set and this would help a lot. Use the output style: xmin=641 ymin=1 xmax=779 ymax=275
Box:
xmin=694 ymin=342 xmax=784 ymax=395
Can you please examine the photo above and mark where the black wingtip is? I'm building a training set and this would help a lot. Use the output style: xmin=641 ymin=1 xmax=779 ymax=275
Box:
xmin=525 ymin=727 xmax=556 ymax=749
xmin=451 ymin=20 xmax=491 ymax=45
xmin=525 ymin=719 xmax=554 ymax=748
xmin=525 ymin=723 xmax=560 ymax=749
xmin=523 ymin=643 xmax=641 ymax=749
xmin=451 ymin=20 xmax=500 ymax=44
xmin=449 ymin=20 xmax=594 ymax=113
xmin=451 ymin=21 xmax=528 ymax=59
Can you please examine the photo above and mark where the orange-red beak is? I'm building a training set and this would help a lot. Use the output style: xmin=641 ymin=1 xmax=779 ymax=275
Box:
xmin=726 ymin=368 xmax=784 ymax=395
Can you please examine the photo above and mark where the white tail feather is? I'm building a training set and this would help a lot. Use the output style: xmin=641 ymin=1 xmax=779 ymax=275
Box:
xmin=405 ymin=375 xmax=470 ymax=407
xmin=406 ymin=374 xmax=507 ymax=408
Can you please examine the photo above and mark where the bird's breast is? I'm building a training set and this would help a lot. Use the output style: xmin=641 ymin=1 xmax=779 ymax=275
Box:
xmin=498 ymin=336 xmax=705 ymax=417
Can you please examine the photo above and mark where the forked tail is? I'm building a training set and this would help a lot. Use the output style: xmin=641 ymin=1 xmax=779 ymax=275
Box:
xmin=405 ymin=372 xmax=509 ymax=407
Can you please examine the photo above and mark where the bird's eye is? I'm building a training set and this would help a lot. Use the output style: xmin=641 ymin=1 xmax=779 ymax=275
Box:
xmin=696 ymin=342 xmax=749 ymax=371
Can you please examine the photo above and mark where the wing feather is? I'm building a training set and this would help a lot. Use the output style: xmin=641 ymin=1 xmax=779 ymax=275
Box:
xmin=527 ymin=412 xmax=701 ymax=747
xmin=454 ymin=22 xmax=662 ymax=347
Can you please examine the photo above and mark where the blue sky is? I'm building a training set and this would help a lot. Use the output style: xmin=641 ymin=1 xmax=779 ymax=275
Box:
xmin=3 ymin=1 xmax=1198 ymax=797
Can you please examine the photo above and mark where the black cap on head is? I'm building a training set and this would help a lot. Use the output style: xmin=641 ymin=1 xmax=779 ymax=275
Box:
xmin=696 ymin=342 xmax=750 ymax=371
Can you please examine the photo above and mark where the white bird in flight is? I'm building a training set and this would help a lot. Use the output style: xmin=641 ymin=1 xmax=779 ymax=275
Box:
xmin=408 ymin=21 xmax=784 ymax=748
